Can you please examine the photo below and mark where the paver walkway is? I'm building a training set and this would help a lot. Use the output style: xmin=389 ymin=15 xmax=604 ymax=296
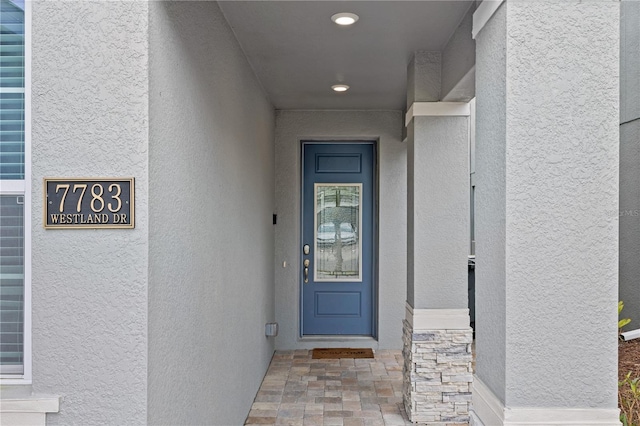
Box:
xmin=244 ymin=349 xmax=412 ymax=426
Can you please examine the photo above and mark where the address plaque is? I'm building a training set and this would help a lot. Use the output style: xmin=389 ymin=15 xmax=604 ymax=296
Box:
xmin=44 ymin=177 xmax=135 ymax=229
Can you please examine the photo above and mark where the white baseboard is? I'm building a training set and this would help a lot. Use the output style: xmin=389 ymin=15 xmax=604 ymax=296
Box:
xmin=472 ymin=376 xmax=620 ymax=425
xmin=472 ymin=376 xmax=504 ymax=425
xmin=470 ymin=409 xmax=485 ymax=426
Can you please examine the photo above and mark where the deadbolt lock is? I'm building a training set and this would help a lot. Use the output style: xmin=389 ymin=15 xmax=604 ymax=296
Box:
xmin=303 ymin=258 xmax=310 ymax=283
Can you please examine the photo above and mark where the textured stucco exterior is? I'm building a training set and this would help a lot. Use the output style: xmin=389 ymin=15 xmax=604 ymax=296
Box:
xmin=407 ymin=116 xmax=469 ymax=309
xmin=474 ymin=3 xmax=507 ymax=404
xmin=619 ymin=0 xmax=640 ymax=327
xmin=274 ymin=111 xmax=406 ymax=350
xmin=31 ymin=1 xmax=149 ymax=424
xmin=476 ymin=0 xmax=619 ymax=411
xmin=4 ymin=0 xmax=625 ymax=424
xmin=406 ymin=52 xmax=441 ymax=107
xmin=441 ymin=4 xmax=476 ymax=102
xmin=148 ymin=2 xmax=275 ymax=425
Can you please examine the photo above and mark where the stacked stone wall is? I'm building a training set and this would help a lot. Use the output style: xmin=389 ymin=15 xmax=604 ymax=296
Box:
xmin=403 ymin=320 xmax=473 ymax=425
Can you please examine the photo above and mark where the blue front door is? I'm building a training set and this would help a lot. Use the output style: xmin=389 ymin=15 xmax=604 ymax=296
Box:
xmin=302 ymin=142 xmax=375 ymax=336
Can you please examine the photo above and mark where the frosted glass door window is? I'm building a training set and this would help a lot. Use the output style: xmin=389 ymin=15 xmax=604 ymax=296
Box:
xmin=314 ymin=184 xmax=362 ymax=281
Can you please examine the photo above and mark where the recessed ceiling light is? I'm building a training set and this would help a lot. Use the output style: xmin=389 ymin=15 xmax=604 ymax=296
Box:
xmin=332 ymin=84 xmax=350 ymax=92
xmin=331 ymin=13 xmax=359 ymax=26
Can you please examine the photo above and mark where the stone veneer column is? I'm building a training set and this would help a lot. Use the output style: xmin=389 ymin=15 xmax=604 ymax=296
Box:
xmin=472 ymin=1 xmax=620 ymax=424
xmin=402 ymin=313 xmax=473 ymax=424
xmin=404 ymin=52 xmax=472 ymax=425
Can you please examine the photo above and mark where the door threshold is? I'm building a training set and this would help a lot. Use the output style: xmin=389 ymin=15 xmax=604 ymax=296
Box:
xmin=291 ymin=336 xmax=379 ymax=350
xmin=299 ymin=336 xmax=377 ymax=342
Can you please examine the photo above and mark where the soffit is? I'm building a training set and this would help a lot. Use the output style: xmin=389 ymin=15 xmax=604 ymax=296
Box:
xmin=218 ymin=1 xmax=474 ymax=110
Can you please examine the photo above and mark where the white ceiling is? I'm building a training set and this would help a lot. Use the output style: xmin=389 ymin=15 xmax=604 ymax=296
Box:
xmin=218 ymin=1 xmax=474 ymax=110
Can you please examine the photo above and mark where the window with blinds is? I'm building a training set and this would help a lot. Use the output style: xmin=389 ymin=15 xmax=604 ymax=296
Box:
xmin=0 ymin=92 xmax=24 ymax=179
xmin=1 ymin=0 xmax=25 ymax=180
xmin=0 ymin=0 xmax=26 ymax=376
xmin=0 ymin=195 xmax=23 ymax=374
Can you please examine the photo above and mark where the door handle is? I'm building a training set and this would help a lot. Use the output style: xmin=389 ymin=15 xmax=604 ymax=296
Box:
xmin=303 ymin=259 xmax=310 ymax=283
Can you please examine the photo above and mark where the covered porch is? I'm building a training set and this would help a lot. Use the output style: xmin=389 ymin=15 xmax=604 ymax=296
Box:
xmin=11 ymin=0 xmax=624 ymax=425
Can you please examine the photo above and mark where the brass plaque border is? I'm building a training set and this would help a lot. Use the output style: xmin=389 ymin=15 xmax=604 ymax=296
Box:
xmin=43 ymin=177 xmax=135 ymax=229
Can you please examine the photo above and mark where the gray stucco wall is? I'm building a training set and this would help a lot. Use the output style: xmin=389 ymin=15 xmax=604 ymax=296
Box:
xmin=474 ymin=3 xmax=507 ymax=404
xmin=148 ymin=2 xmax=275 ymax=425
xmin=406 ymin=52 xmax=441 ymax=107
xmin=504 ymin=1 xmax=619 ymax=408
xmin=407 ymin=116 xmax=469 ymax=309
xmin=441 ymin=4 xmax=475 ymax=102
xmin=274 ymin=111 xmax=406 ymax=350
xmin=405 ymin=24 xmax=472 ymax=311
xmin=477 ymin=0 xmax=619 ymax=409
xmin=31 ymin=1 xmax=149 ymax=424
xmin=620 ymin=0 xmax=640 ymax=327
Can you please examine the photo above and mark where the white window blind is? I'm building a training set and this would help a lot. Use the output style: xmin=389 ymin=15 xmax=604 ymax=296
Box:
xmin=0 ymin=0 xmax=25 ymax=376
xmin=0 ymin=195 xmax=24 ymax=374
xmin=0 ymin=0 xmax=25 ymax=180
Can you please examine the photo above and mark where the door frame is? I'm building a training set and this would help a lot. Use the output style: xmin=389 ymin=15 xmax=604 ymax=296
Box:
xmin=299 ymin=140 xmax=379 ymax=338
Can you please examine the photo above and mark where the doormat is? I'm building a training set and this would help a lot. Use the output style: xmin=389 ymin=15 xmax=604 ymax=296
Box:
xmin=311 ymin=348 xmax=374 ymax=359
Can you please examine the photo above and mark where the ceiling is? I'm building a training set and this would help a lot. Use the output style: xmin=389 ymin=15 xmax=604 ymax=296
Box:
xmin=218 ymin=1 xmax=474 ymax=110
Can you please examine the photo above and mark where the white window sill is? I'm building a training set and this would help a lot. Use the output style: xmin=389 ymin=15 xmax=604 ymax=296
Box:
xmin=1 ymin=387 xmax=60 ymax=426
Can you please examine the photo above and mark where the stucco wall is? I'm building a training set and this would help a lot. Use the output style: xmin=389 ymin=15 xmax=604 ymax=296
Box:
xmin=274 ymin=111 xmax=406 ymax=350
xmin=31 ymin=1 xmax=149 ymax=424
xmin=441 ymin=4 xmax=476 ymax=102
xmin=407 ymin=116 xmax=469 ymax=309
xmin=620 ymin=0 xmax=640 ymax=327
xmin=406 ymin=52 xmax=441 ymax=107
xmin=477 ymin=0 xmax=619 ymax=409
xmin=474 ymin=3 xmax=507 ymax=404
xmin=148 ymin=2 xmax=275 ymax=425
xmin=504 ymin=1 xmax=619 ymax=408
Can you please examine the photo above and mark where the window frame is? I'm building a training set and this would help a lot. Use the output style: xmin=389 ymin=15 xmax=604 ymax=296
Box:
xmin=0 ymin=0 xmax=32 ymax=384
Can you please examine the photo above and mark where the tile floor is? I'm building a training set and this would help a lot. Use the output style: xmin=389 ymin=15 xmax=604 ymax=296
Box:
xmin=244 ymin=350 xmax=412 ymax=426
